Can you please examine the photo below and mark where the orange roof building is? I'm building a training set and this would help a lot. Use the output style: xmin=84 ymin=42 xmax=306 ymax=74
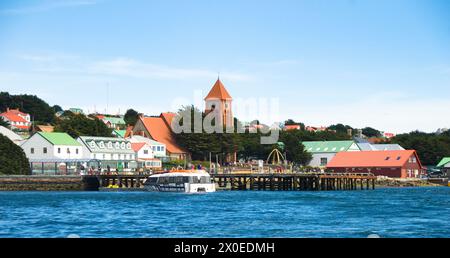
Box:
xmin=326 ymin=150 xmax=424 ymax=178
xmin=0 ymin=108 xmax=31 ymax=131
xmin=204 ymin=78 xmax=234 ymax=128
xmin=125 ymin=113 xmax=187 ymax=160
xmin=36 ymin=125 xmax=54 ymax=133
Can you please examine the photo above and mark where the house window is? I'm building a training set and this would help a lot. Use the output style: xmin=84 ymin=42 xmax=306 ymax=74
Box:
xmin=43 ymin=147 xmax=47 ymax=154
xmin=144 ymin=150 xmax=149 ymax=155
xmin=161 ymin=147 xmax=165 ymax=152
xmin=320 ymin=158 xmax=328 ymax=166
xmin=31 ymin=148 xmax=34 ymax=154
xmin=76 ymin=148 xmax=79 ymax=154
xmin=67 ymin=148 xmax=70 ymax=154
xmin=107 ymin=142 xmax=113 ymax=149
xmin=58 ymin=148 xmax=61 ymax=154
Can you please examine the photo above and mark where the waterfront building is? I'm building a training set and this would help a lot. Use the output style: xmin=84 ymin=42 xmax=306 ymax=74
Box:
xmin=77 ymin=136 xmax=136 ymax=171
xmin=127 ymin=135 xmax=167 ymax=160
xmin=21 ymin=132 xmax=83 ymax=160
xmin=0 ymin=126 xmax=24 ymax=145
xmin=0 ymin=108 xmax=31 ymax=131
xmin=204 ymin=78 xmax=237 ymax=162
xmin=326 ymin=150 xmax=424 ymax=178
xmin=131 ymin=142 xmax=162 ymax=169
xmin=302 ymin=140 xmax=361 ymax=167
xmin=126 ymin=113 xmax=188 ymax=160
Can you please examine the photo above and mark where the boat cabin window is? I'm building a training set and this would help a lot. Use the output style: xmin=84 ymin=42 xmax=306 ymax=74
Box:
xmin=191 ymin=176 xmax=210 ymax=183
xmin=147 ymin=177 xmax=158 ymax=183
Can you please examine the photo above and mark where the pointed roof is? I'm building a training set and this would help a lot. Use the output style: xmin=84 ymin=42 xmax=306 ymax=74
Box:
xmin=204 ymin=79 xmax=232 ymax=100
xmin=138 ymin=114 xmax=187 ymax=154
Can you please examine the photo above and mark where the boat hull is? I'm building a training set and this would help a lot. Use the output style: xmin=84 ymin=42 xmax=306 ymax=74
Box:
xmin=144 ymin=183 xmax=216 ymax=193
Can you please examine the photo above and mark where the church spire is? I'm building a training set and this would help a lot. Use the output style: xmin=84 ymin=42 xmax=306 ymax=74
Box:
xmin=204 ymin=78 xmax=232 ymax=100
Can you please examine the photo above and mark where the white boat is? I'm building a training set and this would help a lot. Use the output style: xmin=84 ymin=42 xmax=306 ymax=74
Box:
xmin=143 ymin=170 xmax=216 ymax=193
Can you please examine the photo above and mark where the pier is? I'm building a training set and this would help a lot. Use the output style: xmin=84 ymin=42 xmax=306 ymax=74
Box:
xmin=88 ymin=172 xmax=377 ymax=191
xmin=212 ymin=173 xmax=376 ymax=191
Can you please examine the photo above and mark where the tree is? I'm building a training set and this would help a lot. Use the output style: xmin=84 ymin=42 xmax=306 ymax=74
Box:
xmin=173 ymin=106 xmax=241 ymax=161
xmin=0 ymin=92 xmax=56 ymax=124
xmin=391 ymin=130 xmax=450 ymax=165
xmin=328 ymin=124 xmax=353 ymax=135
xmin=124 ymin=109 xmax=139 ymax=126
xmin=52 ymin=105 xmax=63 ymax=113
xmin=279 ymin=130 xmax=312 ymax=165
xmin=362 ymin=127 xmax=382 ymax=138
xmin=54 ymin=111 xmax=112 ymax=138
xmin=0 ymin=134 xmax=30 ymax=175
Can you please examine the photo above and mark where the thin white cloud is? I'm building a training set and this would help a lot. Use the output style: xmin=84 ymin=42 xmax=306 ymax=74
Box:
xmin=88 ymin=57 xmax=253 ymax=81
xmin=0 ymin=0 xmax=99 ymax=15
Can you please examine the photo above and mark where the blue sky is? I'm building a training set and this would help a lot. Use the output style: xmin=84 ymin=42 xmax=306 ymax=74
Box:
xmin=0 ymin=0 xmax=449 ymax=133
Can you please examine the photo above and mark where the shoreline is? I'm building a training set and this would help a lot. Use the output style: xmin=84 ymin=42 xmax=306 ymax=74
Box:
xmin=0 ymin=175 xmax=447 ymax=191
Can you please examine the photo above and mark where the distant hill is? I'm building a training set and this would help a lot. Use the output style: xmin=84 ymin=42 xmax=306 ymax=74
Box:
xmin=0 ymin=92 xmax=56 ymax=124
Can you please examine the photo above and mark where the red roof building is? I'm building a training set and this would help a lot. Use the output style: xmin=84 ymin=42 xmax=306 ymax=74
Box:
xmin=284 ymin=124 xmax=301 ymax=131
xmin=125 ymin=113 xmax=188 ymax=160
xmin=0 ymin=108 xmax=31 ymax=130
xmin=326 ymin=150 xmax=424 ymax=178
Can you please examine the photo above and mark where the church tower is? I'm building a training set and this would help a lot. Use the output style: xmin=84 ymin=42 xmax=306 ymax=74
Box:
xmin=204 ymin=78 xmax=234 ymax=128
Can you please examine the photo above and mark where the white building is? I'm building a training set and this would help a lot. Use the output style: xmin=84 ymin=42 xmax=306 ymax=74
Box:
xmin=302 ymin=140 xmax=361 ymax=167
xmin=21 ymin=132 xmax=83 ymax=161
xmin=131 ymin=142 xmax=162 ymax=169
xmin=77 ymin=136 xmax=136 ymax=171
xmin=127 ymin=135 xmax=167 ymax=159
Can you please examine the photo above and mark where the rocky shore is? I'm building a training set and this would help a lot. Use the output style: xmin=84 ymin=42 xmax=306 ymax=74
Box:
xmin=375 ymin=177 xmax=446 ymax=187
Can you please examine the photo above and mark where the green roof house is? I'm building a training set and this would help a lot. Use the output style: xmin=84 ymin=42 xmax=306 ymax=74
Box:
xmin=21 ymin=132 xmax=83 ymax=161
xmin=437 ymin=157 xmax=450 ymax=168
xmin=302 ymin=140 xmax=361 ymax=167
xmin=68 ymin=108 xmax=84 ymax=115
xmin=102 ymin=116 xmax=126 ymax=129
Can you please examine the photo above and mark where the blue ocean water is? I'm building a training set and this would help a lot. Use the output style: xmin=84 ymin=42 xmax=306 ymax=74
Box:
xmin=0 ymin=188 xmax=449 ymax=238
